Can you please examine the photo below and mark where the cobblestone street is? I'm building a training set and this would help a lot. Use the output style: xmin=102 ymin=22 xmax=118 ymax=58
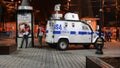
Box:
xmin=0 ymin=0 xmax=120 ymax=68
xmin=0 ymin=39 xmax=120 ymax=68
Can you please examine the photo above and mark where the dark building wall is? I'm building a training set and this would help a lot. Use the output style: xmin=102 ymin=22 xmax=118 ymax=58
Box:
xmin=80 ymin=0 xmax=93 ymax=17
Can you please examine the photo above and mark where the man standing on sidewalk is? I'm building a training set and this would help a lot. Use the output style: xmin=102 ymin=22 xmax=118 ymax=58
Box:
xmin=106 ymin=28 xmax=112 ymax=42
xmin=37 ymin=24 xmax=45 ymax=48
xmin=20 ymin=24 xmax=30 ymax=48
xmin=116 ymin=28 xmax=119 ymax=41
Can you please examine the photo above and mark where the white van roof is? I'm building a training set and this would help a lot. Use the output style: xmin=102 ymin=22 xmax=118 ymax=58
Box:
xmin=64 ymin=13 xmax=79 ymax=20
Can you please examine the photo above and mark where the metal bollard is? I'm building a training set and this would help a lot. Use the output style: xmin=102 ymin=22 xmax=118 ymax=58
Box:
xmin=95 ymin=37 xmax=104 ymax=54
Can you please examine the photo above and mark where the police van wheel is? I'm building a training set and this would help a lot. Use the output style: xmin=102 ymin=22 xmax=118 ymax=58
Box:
xmin=58 ymin=39 xmax=68 ymax=50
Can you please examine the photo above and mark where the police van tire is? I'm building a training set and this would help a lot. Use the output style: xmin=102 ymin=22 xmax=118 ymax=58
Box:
xmin=57 ymin=39 xmax=68 ymax=50
xmin=83 ymin=45 xmax=90 ymax=49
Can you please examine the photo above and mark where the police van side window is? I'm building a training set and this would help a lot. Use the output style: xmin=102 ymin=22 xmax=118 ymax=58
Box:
xmin=65 ymin=23 xmax=68 ymax=27
xmin=72 ymin=23 xmax=75 ymax=27
xmin=72 ymin=15 xmax=74 ymax=18
xmin=49 ymin=22 xmax=54 ymax=27
xmin=52 ymin=22 xmax=54 ymax=27
xmin=82 ymin=26 xmax=89 ymax=30
xmin=49 ymin=22 xmax=51 ymax=26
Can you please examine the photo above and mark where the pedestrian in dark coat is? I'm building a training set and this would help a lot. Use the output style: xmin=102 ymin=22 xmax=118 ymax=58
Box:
xmin=106 ymin=29 xmax=112 ymax=42
xmin=37 ymin=24 xmax=45 ymax=48
xmin=20 ymin=24 xmax=30 ymax=48
xmin=116 ymin=28 xmax=119 ymax=41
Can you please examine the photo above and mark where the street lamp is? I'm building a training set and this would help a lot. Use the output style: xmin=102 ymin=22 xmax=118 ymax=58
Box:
xmin=95 ymin=0 xmax=104 ymax=54
xmin=11 ymin=0 xmax=14 ymax=2
xmin=18 ymin=1 xmax=21 ymax=4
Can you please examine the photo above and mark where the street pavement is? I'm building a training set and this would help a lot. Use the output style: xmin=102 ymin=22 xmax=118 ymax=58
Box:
xmin=0 ymin=38 xmax=120 ymax=68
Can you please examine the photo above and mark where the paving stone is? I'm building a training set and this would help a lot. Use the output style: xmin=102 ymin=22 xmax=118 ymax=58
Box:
xmin=0 ymin=39 xmax=120 ymax=68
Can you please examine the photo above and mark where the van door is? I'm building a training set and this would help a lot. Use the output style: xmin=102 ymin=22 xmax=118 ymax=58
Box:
xmin=80 ymin=24 xmax=92 ymax=43
xmin=45 ymin=21 xmax=54 ymax=43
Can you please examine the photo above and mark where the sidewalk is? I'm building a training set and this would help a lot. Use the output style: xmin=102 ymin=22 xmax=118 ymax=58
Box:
xmin=0 ymin=38 xmax=120 ymax=68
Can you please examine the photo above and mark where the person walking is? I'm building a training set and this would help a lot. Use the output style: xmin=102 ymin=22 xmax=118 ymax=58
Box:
xmin=20 ymin=24 xmax=30 ymax=48
xmin=106 ymin=28 xmax=112 ymax=42
xmin=116 ymin=28 xmax=119 ymax=41
xmin=106 ymin=29 xmax=112 ymax=42
xmin=37 ymin=24 xmax=45 ymax=48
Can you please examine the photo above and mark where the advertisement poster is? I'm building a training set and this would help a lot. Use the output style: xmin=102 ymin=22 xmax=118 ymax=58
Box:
xmin=17 ymin=13 xmax=32 ymax=37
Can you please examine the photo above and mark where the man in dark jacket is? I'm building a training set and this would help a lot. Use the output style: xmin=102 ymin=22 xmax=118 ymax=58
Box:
xmin=20 ymin=24 xmax=30 ymax=48
xmin=37 ymin=24 xmax=45 ymax=48
xmin=116 ymin=28 xmax=119 ymax=41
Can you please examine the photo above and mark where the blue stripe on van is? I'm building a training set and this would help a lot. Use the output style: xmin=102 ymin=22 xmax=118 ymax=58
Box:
xmin=53 ymin=31 xmax=61 ymax=34
xmin=96 ymin=32 xmax=104 ymax=36
xmin=48 ymin=30 xmax=104 ymax=36
xmin=88 ymin=32 xmax=94 ymax=34
xmin=78 ymin=32 xmax=94 ymax=35
xmin=70 ymin=31 xmax=76 ymax=34
xmin=78 ymin=31 xmax=87 ymax=35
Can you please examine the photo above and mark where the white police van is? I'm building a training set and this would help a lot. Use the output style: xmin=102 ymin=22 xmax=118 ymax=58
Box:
xmin=45 ymin=4 xmax=104 ymax=50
